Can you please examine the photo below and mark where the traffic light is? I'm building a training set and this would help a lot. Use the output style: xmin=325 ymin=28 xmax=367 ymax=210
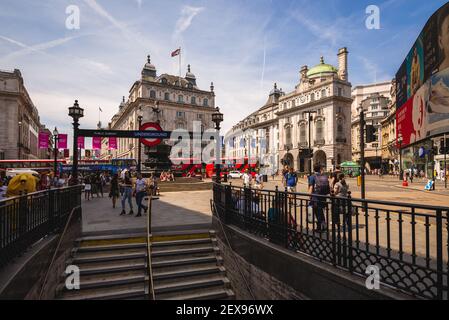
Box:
xmin=366 ymin=125 xmax=376 ymax=143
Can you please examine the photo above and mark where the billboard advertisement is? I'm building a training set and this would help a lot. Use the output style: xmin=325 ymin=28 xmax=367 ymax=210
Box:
xmin=395 ymin=2 xmax=449 ymax=145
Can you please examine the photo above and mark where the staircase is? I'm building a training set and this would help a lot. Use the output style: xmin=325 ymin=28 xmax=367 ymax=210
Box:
xmin=56 ymin=231 xmax=234 ymax=300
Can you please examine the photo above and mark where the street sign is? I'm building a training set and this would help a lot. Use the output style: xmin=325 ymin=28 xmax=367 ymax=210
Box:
xmin=139 ymin=122 xmax=164 ymax=147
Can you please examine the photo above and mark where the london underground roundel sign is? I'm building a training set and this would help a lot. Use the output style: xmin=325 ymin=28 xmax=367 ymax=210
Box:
xmin=140 ymin=122 xmax=163 ymax=147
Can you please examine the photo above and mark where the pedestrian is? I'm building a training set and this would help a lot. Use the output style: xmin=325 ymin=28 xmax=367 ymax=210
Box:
xmin=109 ymin=174 xmax=120 ymax=209
xmin=285 ymin=167 xmax=298 ymax=193
xmin=330 ymin=165 xmax=342 ymax=189
xmin=243 ymin=169 xmax=252 ymax=188
xmin=135 ymin=173 xmax=148 ymax=217
xmin=120 ymin=172 xmax=134 ymax=216
xmin=308 ymin=164 xmax=330 ymax=232
xmin=333 ymin=173 xmax=351 ymax=230
xmin=98 ymin=172 xmax=105 ymax=197
xmin=0 ymin=180 xmax=7 ymax=200
xmin=84 ymin=175 xmax=92 ymax=200
xmin=255 ymin=170 xmax=264 ymax=190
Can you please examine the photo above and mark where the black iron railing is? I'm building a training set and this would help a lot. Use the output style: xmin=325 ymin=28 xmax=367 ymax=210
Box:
xmin=212 ymin=183 xmax=449 ymax=300
xmin=0 ymin=186 xmax=82 ymax=268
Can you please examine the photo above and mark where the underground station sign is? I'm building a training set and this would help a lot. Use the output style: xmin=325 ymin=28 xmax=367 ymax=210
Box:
xmin=77 ymin=122 xmax=170 ymax=147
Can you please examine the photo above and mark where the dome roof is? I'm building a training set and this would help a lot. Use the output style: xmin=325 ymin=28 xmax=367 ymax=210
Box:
xmin=144 ymin=55 xmax=156 ymax=71
xmin=185 ymin=64 xmax=196 ymax=79
xmin=306 ymin=56 xmax=337 ymax=78
xmin=269 ymin=82 xmax=281 ymax=95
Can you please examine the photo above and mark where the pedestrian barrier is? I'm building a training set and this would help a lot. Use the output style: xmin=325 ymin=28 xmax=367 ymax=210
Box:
xmin=212 ymin=183 xmax=449 ymax=300
xmin=0 ymin=186 xmax=82 ymax=268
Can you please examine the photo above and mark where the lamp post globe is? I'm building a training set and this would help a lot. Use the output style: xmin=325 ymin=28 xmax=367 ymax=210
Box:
xmin=68 ymin=100 xmax=84 ymax=185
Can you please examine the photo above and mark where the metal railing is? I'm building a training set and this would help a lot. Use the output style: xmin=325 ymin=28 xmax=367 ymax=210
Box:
xmin=212 ymin=183 xmax=449 ymax=300
xmin=146 ymin=192 xmax=156 ymax=300
xmin=0 ymin=186 xmax=82 ymax=268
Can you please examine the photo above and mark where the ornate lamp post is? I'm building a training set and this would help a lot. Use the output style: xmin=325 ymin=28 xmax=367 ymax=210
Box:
xmin=53 ymin=127 xmax=59 ymax=179
xmin=68 ymin=100 xmax=84 ymax=185
xmin=302 ymin=110 xmax=316 ymax=176
xmin=137 ymin=108 xmax=143 ymax=173
xmin=212 ymin=107 xmax=223 ymax=184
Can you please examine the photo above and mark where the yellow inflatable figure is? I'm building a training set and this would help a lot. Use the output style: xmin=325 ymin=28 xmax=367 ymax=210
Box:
xmin=6 ymin=173 xmax=38 ymax=197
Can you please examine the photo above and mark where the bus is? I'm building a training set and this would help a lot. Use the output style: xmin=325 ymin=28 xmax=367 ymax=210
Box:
xmin=58 ymin=158 xmax=137 ymax=175
xmin=0 ymin=159 xmax=67 ymax=177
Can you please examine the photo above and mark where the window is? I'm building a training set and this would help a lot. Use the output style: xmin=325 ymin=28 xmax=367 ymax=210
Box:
xmin=197 ymin=114 xmax=203 ymax=120
xmin=203 ymin=98 xmax=209 ymax=107
xmin=161 ymin=78 xmax=167 ymax=84
xmin=178 ymin=95 xmax=184 ymax=103
xmin=164 ymin=92 xmax=170 ymax=101
xmin=191 ymin=96 xmax=196 ymax=104
xmin=372 ymin=112 xmax=378 ymax=117
xmin=316 ymin=119 xmax=324 ymax=140
xmin=285 ymin=126 xmax=292 ymax=146
xmin=300 ymin=123 xmax=306 ymax=143
xmin=338 ymin=88 xmax=342 ymax=96
xmin=176 ymin=111 xmax=185 ymax=118
xmin=150 ymin=90 xmax=156 ymax=98
xmin=311 ymin=93 xmax=315 ymax=101
xmin=321 ymin=89 xmax=326 ymax=98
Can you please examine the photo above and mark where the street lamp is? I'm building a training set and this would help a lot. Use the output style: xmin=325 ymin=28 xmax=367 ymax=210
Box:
xmin=358 ymin=105 xmax=366 ymax=199
xmin=53 ymin=127 xmax=59 ymax=180
xmin=212 ymin=107 xmax=224 ymax=183
xmin=68 ymin=100 xmax=84 ymax=185
xmin=137 ymin=108 xmax=143 ymax=173
xmin=302 ymin=110 xmax=316 ymax=176
xmin=398 ymin=134 xmax=403 ymax=181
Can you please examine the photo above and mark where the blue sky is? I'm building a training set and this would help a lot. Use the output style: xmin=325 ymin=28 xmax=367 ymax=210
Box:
xmin=0 ymin=0 xmax=447 ymax=142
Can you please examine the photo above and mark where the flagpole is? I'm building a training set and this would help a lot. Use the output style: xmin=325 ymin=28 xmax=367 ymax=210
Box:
xmin=179 ymin=47 xmax=181 ymax=80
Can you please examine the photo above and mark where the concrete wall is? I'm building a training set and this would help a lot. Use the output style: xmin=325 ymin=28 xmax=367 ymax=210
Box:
xmin=0 ymin=209 xmax=82 ymax=300
xmin=213 ymin=216 xmax=412 ymax=300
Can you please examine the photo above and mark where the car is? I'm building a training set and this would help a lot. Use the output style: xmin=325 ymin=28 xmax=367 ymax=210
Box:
xmin=228 ymin=171 xmax=243 ymax=179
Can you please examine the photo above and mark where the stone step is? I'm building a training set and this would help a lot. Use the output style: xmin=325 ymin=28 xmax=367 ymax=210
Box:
xmin=74 ymin=248 xmax=146 ymax=260
xmin=151 ymin=237 xmax=212 ymax=249
xmin=153 ymin=266 xmax=224 ymax=281
xmin=80 ymin=269 xmax=145 ymax=284
xmin=59 ymin=283 xmax=146 ymax=300
xmin=152 ymin=246 xmax=216 ymax=258
xmin=154 ymin=277 xmax=230 ymax=300
xmin=76 ymin=242 xmax=146 ymax=253
xmin=152 ymin=255 xmax=222 ymax=269
xmin=72 ymin=252 xmax=146 ymax=264
xmin=78 ymin=261 xmax=146 ymax=276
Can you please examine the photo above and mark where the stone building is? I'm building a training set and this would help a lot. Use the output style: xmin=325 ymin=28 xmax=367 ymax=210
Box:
xmin=109 ymin=56 xmax=216 ymax=167
xmin=380 ymin=79 xmax=398 ymax=173
xmin=224 ymin=84 xmax=282 ymax=175
xmin=226 ymin=48 xmax=353 ymax=173
xmin=0 ymin=69 xmax=48 ymax=160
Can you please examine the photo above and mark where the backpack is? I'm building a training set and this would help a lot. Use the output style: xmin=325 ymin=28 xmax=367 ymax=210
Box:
xmin=314 ymin=174 xmax=330 ymax=195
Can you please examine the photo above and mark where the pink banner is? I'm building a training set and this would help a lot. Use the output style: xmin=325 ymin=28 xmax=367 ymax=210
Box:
xmin=77 ymin=136 xmax=85 ymax=149
xmin=38 ymin=132 xmax=49 ymax=149
xmin=92 ymin=137 xmax=101 ymax=150
xmin=108 ymin=137 xmax=117 ymax=150
xmin=57 ymin=134 xmax=67 ymax=149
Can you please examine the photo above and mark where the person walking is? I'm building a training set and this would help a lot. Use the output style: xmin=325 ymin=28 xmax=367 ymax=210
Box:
xmin=285 ymin=167 xmax=298 ymax=193
xmin=109 ymin=174 xmax=120 ymax=209
xmin=135 ymin=173 xmax=148 ymax=217
xmin=120 ymin=173 xmax=134 ymax=216
xmin=308 ymin=164 xmax=330 ymax=232
xmin=330 ymin=165 xmax=342 ymax=189
xmin=84 ymin=174 xmax=92 ymax=201
xmin=255 ymin=170 xmax=264 ymax=190
xmin=243 ymin=169 xmax=252 ymax=188
xmin=333 ymin=173 xmax=351 ymax=230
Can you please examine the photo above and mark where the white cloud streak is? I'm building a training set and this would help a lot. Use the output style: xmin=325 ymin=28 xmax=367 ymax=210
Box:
xmin=173 ymin=6 xmax=204 ymax=40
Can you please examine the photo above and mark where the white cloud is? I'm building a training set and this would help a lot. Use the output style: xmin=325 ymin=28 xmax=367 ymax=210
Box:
xmin=173 ymin=6 xmax=204 ymax=40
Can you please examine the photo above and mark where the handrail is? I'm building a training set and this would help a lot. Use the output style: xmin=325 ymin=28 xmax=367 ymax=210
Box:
xmin=211 ymin=199 xmax=255 ymax=300
xmin=38 ymin=205 xmax=81 ymax=300
xmin=0 ymin=185 xmax=82 ymax=204
xmin=146 ymin=193 xmax=156 ymax=300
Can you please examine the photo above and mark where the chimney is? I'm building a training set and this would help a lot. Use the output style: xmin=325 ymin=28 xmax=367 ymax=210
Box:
xmin=300 ymin=65 xmax=308 ymax=82
xmin=337 ymin=47 xmax=348 ymax=81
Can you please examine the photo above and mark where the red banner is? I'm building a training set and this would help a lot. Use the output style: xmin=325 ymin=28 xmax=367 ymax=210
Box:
xmin=109 ymin=137 xmax=117 ymax=150
xmin=38 ymin=132 xmax=49 ymax=149
xmin=64 ymin=149 xmax=70 ymax=158
xmin=77 ymin=136 xmax=85 ymax=149
xmin=92 ymin=137 xmax=102 ymax=150
xmin=57 ymin=134 xmax=67 ymax=149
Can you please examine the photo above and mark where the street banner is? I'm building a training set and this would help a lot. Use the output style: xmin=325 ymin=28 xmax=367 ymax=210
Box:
xmin=92 ymin=136 xmax=101 ymax=150
xmin=109 ymin=137 xmax=117 ymax=150
xmin=64 ymin=149 xmax=70 ymax=158
xmin=77 ymin=136 xmax=85 ymax=149
xmin=38 ymin=132 xmax=49 ymax=149
xmin=57 ymin=134 xmax=67 ymax=149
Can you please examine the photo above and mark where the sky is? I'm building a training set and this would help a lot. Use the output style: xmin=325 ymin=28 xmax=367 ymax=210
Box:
xmin=0 ymin=0 xmax=447 ymax=148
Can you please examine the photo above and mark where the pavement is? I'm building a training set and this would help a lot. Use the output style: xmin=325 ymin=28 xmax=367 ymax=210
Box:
xmin=81 ymin=190 xmax=212 ymax=235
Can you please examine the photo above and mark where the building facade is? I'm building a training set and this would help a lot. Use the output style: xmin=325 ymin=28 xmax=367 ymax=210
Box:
xmin=0 ymin=69 xmax=49 ymax=160
xmin=108 ymin=56 xmax=217 ymax=167
xmin=226 ymin=48 xmax=353 ymax=173
xmin=380 ymin=79 xmax=398 ymax=174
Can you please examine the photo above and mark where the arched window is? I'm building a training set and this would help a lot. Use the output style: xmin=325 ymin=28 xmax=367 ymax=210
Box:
xmin=203 ymin=98 xmax=209 ymax=107
xmin=311 ymin=93 xmax=315 ymax=101
xmin=337 ymin=119 xmax=344 ymax=135
xmin=285 ymin=126 xmax=292 ymax=146
xmin=191 ymin=96 xmax=196 ymax=104
xmin=321 ymin=89 xmax=326 ymax=98
xmin=161 ymin=78 xmax=167 ymax=84
xmin=150 ymin=90 xmax=156 ymax=98
xmin=164 ymin=92 xmax=170 ymax=101
xmin=178 ymin=95 xmax=184 ymax=103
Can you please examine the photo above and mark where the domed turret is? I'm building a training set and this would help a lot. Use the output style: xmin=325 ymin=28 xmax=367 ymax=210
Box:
xmin=185 ymin=64 xmax=197 ymax=86
xmin=119 ymin=96 xmax=126 ymax=110
xmin=142 ymin=55 xmax=157 ymax=79
xmin=306 ymin=56 xmax=338 ymax=79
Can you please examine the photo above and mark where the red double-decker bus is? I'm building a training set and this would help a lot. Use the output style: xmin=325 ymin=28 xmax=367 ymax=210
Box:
xmin=0 ymin=159 xmax=67 ymax=177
